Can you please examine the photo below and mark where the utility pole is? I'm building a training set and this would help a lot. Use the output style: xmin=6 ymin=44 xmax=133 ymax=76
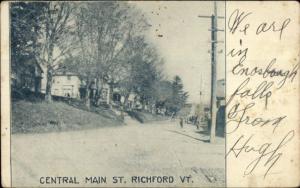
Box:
xmin=198 ymin=1 xmax=224 ymax=143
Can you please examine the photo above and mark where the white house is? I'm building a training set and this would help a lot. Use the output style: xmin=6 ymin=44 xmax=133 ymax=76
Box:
xmin=51 ymin=72 xmax=81 ymax=98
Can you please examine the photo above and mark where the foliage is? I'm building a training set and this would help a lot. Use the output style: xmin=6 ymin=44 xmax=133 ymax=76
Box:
xmin=11 ymin=1 xmax=189 ymax=113
xmin=169 ymin=75 xmax=189 ymax=112
xmin=154 ymin=76 xmax=188 ymax=114
xmin=11 ymin=2 xmax=47 ymax=69
xmin=73 ymin=2 xmax=149 ymax=80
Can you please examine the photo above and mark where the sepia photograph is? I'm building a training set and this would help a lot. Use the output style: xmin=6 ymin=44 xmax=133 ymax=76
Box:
xmin=8 ymin=1 xmax=225 ymax=187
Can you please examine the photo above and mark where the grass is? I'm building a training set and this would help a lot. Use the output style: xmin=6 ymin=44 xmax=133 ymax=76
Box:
xmin=12 ymin=100 xmax=123 ymax=134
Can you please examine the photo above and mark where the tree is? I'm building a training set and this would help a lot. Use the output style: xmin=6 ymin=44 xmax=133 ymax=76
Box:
xmin=11 ymin=2 xmax=47 ymax=87
xmin=118 ymin=36 xmax=160 ymax=106
xmin=74 ymin=2 xmax=150 ymax=107
xmin=38 ymin=2 xmax=77 ymax=102
xmin=165 ymin=76 xmax=189 ymax=113
xmin=152 ymin=80 xmax=173 ymax=113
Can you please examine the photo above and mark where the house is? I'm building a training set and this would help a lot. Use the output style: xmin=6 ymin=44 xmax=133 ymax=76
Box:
xmin=11 ymin=57 xmax=43 ymax=94
xmin=125 ymin=92 xmax=142 ymax=110
xmin=51 ymin=72 xmax=81 ymax=98
xmin=78 ymin=78 xmax=111 ymax=105
xmin=97 ymin=81 xmax=110 ymax=104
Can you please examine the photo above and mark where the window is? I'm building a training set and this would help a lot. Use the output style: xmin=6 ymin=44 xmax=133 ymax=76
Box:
xmin=67 ymin=75 xmax=71 ymax=80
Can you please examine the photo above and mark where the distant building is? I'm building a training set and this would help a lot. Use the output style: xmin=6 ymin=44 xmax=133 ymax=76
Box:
xmin=216 ymin=79 xmax=225 ymax=107
xmin=11 ymin=57 xmax=43 ymax=94
xmin=51 ymin=72 xmax=81 ymax=98
xmin=127 ymin=92 xmax=139 ymax=109
xmin=178 ymin=103 xmax=193 ymax=117
xmin=78 ymin=78 xmax=111 ymax=105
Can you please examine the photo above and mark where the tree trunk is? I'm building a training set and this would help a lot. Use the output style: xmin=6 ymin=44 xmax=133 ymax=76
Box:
xmin=45 ymin=39 xmax=54 ymax=103
xmin=123 ymin=93 xmax=129 ymax=109
xmin=96 ymin=77 xmax=103 ymax=106
xmin=45 ymin=67 xmax=53 ymax=103
xmin=34 ymin=77 xmax=39 ymax=96
xmin=85 ymin=78 xmax=91 ymax=110
xmin=120 ymin=105 xmax=124 ymax=121
xmin=108 ymin=83 xmax=113 ymax=107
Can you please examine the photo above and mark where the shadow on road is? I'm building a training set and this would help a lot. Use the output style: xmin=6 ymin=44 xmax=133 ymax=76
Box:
xmin=165 ymin=129 xmax=210 ymax=143
xmin=195 ymin=128 xmax=224 ymax=138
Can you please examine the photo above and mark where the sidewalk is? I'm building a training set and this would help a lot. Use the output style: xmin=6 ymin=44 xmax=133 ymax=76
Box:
xmin=163 ymin=120 xmax=225 ymax=145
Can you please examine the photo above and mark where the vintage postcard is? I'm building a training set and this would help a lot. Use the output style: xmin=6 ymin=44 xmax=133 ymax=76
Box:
xmin=1 ymin=1 xmax=299 ymax=187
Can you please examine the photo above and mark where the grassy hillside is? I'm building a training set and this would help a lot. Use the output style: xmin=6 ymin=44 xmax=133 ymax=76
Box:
xmin=12 ymin=100 xmax=123 ymax=134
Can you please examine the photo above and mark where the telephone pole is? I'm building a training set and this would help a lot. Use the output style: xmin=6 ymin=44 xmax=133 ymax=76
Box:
xmin=198 ymin=1 xmax=224 ymax=143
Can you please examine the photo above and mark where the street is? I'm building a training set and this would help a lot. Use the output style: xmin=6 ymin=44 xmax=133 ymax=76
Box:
xmin=11 ymin=117 xmax=225 ymax=187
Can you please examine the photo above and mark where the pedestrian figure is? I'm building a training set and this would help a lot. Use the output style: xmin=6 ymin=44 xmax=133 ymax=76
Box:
xmin=180 ymin=117 xmax=183 ymax=128
xmin=66 ymin=93 xmax=71 ymax=104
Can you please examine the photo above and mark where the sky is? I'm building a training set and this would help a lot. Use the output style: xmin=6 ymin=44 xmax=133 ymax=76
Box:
xmin=132 ymin=1 xmax=225 ymax=104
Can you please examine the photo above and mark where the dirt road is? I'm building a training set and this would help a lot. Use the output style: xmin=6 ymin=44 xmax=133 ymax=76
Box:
xmin=11 ymin=118 xmax=225 ymax=187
